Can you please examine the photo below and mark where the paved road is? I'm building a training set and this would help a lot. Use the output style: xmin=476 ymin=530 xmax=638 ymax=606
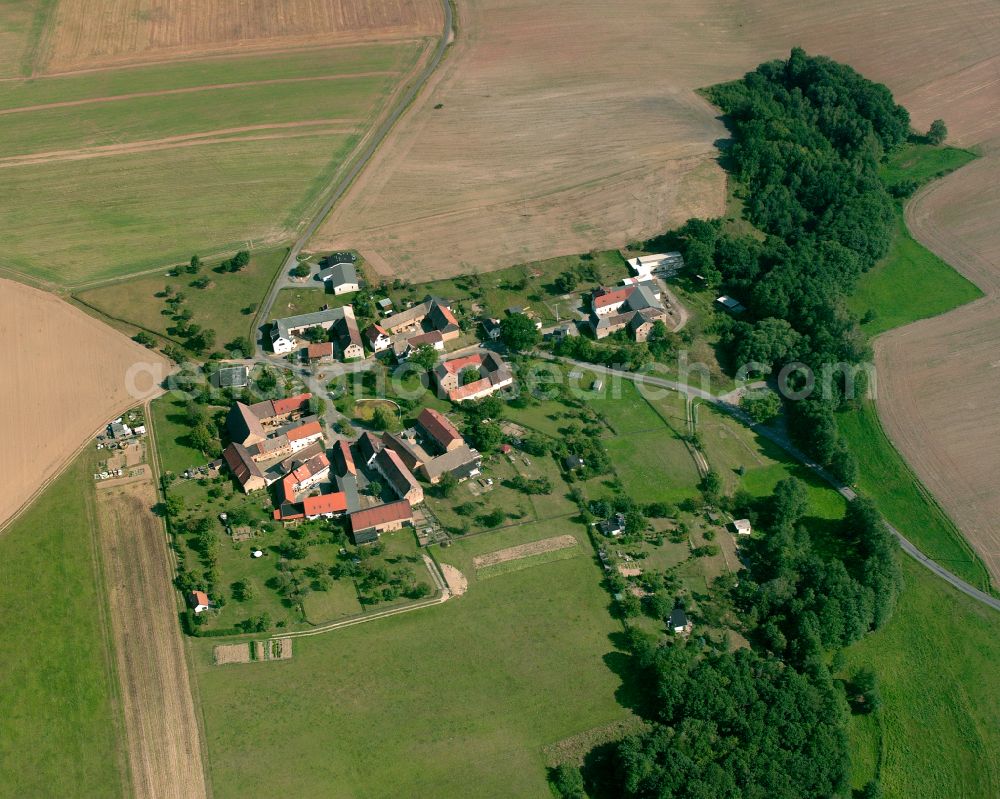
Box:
xmin=546 ymin=354 xmax=1000 ymax=612
xmin=253 ymin=0 xmax=454 ymax=357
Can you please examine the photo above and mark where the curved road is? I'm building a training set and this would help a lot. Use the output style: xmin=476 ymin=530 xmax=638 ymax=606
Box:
xmin=547 ymin=354 xmax=1000 ymax=612
xmin=253 ymin=0 xmax=454 ymax=356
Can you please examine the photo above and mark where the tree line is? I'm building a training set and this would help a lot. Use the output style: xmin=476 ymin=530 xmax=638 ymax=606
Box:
xmin=562 ymin=50 xmax=914 ymax=799
xmin=654 ymin=49 xmax=917 ymax=481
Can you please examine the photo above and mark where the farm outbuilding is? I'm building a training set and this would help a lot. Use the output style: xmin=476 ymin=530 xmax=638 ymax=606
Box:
xmin=189 ymin=590 xmax=211 ymax=614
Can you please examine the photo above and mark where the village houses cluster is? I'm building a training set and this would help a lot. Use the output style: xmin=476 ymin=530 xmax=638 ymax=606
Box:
xmin=221 ymin=387 xmax=499 ymax=550
xmin=588 ymin=252 xmax=681 ymax=341
xmin=270 ymin=253 xmax=465 ymax=365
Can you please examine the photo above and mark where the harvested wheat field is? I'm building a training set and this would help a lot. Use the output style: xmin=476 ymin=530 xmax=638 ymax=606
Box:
xmin=96 ymin=476 xmax=207 ymax=799
xmin=313 ymin=0 xmax=735 ymax=280
xmin=0 ymin=280 xmax=167 ymax=532
xmin=314 ymin=0 xmax=1000 ymax=282
xmin=41 ymin=0 xmax=443 ymax=73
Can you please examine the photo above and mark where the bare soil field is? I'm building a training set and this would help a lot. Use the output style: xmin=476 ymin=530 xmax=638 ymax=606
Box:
xmin=0 ymin=279 xmax=167 ymax=532
xmin=876 ymin=147 xmax=1000 ymax=586
xmin=473 ymin=534 xmax=578 ymax=570
xmin=313 ymin=0 xmax=733 ymax=280
xmin=439 ymin=562 xmax=468 ymax=596
xmin=314 ymin=0 xmax=999 ymax=282
xmin=95 ymin=475 xmax=208 ymax=799
xmin=41 ymin=0 xmax=443 ymax=73
xmin=214 ymin=642 xmax=254 ymax=665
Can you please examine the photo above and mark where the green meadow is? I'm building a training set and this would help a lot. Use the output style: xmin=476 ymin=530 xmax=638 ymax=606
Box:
xmin=850 ymin=205 xmax=982 ymax=336
xmin=77 ymin=248 xmax=288 ymax=348
xmin=0 ymin=453 xmax=126 ymax=798
xmin=0 ymin=42 xmax=425 ymax=287
xmin=842 ymin=557 xmax=1000 ymax=798
xmin=193 ymin=525 xmax=629 ymax=799
xmin=851 ymin=145 xmax=982 ymax=335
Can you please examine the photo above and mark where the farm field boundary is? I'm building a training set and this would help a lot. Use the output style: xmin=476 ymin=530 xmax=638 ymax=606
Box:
xmin=0 ymin=451 xmax=130 ymax=797
xmin=0 ymin=38 xmax=434 ymax=287
xmin=94 ymin=448 xmax=208 ymax=798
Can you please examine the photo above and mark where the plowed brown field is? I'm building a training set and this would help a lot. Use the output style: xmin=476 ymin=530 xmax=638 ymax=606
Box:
xmin=42 ymin=0 xmax=443 ymax=73
xmin=0 ymin=280 xmax=167 ymax=532
xmin=95 ymin=475 xmax=208 ymax=798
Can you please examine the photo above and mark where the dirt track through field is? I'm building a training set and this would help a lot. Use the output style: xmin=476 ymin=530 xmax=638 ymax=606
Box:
xmin=0 ymin=72 xmax=400 ymax=116
xmin=0 ymin=121 xmax=359 ymax=169
xmin=0 ymin=280 xmax=167 ymax=534
xmin=95 ymin=477 xmax=208 ymax=799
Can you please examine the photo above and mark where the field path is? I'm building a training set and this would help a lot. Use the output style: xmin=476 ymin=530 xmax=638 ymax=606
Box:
xmin=253 ymin=0 xmax=454 ymax=354
xmin=0 ymin=120 xmax=359 ymax=168
xmin=95 ymin=411 xmax=209 ymax=799
xmin=0 ymin=72 xmax=401 ymax=116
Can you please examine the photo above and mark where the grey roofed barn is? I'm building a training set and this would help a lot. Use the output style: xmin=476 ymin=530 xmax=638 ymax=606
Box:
xmin=318 ymin=261 xmax=357 ymax=287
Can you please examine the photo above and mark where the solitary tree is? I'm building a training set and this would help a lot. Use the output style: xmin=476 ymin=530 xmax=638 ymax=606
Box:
xmin=232 ymin=579 xmax=253 ymax=602
xmin=187 ymin=255 xmax=201 ymax=274
xmin=500 ymin=313 xmax=540 ymax=352
xmin=700 ymin=469 xmax=722 ymax=500
xmin=188 ymin=424 xmax=218 ymax=455
xmin=471 ymin=420 xmax=503 ymax=452
xmin=371 ymin=405 xmax=395 ymax=431
xmin=553 ymin=270 xmax=578 ymax=294
xmin=927 ymin=119 xmax=948 ymax=145
xmin=409 ymin=344 xmax=440 ymax=370
xmin=436 ymin=471 xmax=458 ymax=498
